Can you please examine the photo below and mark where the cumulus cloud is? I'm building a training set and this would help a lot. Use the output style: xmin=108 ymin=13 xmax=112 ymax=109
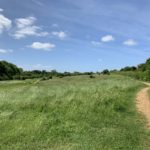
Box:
xmin=52 ymin=31 xmax=67 ymax=39
xmin=123 ymin=39 xmax=138 ymax=46
xmin=13 ymin=16 xmax=48 ymax=39
xmin=29 ymin=42 xmax=55 ymax=51
xmin=16 ymin=16 xmax=36 ymax=28
xmin=0 ymin=49 xmax=13 ymax=54
xmin=101 ymin=35 xmax=115 ymax=42
xmin=0 ymin=14 xmax=12 ymax=34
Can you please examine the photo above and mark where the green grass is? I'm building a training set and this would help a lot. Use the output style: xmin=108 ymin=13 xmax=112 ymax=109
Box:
xmin=0 ymin=75 xmax=150 ymax=150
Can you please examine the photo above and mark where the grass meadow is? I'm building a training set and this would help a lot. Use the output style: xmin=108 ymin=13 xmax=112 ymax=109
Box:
xmin=0 ymin=75 xmax=150 ymax=150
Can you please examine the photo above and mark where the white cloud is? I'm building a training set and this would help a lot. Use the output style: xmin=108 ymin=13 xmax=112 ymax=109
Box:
xmin=101 ymin=35 xmax=115 ymax=42
xmin=52 ymin=31 xmax=67 ymax=39
xmin=0 ymin=49 xmax=13 ymax=54
xmin=0 ymin=8 xmax=3 ymax=12
xmin=0 ymin=14 xmax=12 ymax=34
xmin=29 ymin=42 xmax=55 ymax=51
xmin=16 ymin=16 xmax=36 ymax=28
xmin=123 ymin=39 xmax=138 ymax=46
xmin=91 ymin=41 xmax=102 ymax=46
xmin=13 ymin=16 xmax=48 ymax=39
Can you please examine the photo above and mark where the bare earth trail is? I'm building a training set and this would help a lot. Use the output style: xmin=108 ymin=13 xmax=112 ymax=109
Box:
xmin=136 ymin=82 xmax=150 ymax=128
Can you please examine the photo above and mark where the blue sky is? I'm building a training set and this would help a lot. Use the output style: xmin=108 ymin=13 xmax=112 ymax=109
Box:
xmin=0 ymin=0 xmax=150 ymax=72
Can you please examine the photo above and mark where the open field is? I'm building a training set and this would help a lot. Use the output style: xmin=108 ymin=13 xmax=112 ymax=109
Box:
xmin=0 ymin=75 xmax=150 ymax=150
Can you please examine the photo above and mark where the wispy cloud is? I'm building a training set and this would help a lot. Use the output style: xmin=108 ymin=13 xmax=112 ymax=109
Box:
xmin=52 ymin=23 xmax=58 ymax=28
xmin=29 ymin=42 xmax=55 ymax=51
xmin=0 ymin=49 xmax=13 ymax=54
xmin=13 ymin=16 xmax=48 ymax=39
xmin=32 ymin=0 xmax=44 ymax=6
xmin=0 ymin=8 xmax=3 ymax=12
xmin=52 ymin=31 xmax=67 ymax=39
xmin=91 ymin=41 xmax=102 ymax=46
xmin=20 ymin=64 xmax=53 ymax=71
xmin=29 ymin=64 xmax=52 ymax=70
xmin=0 ymin=13 xmax=12 ymax=34
xmin=123 ymin=39 xmax=138 ymax=46
xmin=101 ymin=35 xmax=115 ymax=42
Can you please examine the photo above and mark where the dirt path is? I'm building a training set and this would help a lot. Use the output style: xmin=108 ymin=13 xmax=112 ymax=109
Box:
xmin=136 ymin=82 xmax=150 ymax=128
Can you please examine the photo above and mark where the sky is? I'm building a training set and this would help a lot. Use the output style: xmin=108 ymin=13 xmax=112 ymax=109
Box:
xmin=0 ymin=0 xmax=150 ymax=72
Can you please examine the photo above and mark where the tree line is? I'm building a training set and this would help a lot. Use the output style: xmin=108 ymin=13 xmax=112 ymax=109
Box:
xmin=0 ymin=60 xmax=106 ymax=80
xmin=117 ymin=58 xmax=150 ymax=81
xmin=1 ymin=58 xmax=150 ymax=81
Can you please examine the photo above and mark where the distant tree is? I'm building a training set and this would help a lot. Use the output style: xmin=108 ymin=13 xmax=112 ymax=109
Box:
xmin=0 ymin=61 xmax=22 ymax=80
xmin=138 ymin=63 xmax=146 ymax=71
xmin=83 ymin=72 xmax=93 ymax=75
xmin=146 ymin=58 xmax=150 ymax=64
xmin=120 ymin=66 xmax=137 ymax=71
xmin=102 ymin=69 xmax=110 ymax=75
xmin=110 ymin=69 xmax=117 ymax=73
xmin=73 ymin=71 xmax=80 ymax=76
xmin=50 ymin=70 xmax=58 ymax=76
xmin=64 ymin=72 xmax=71 ymax=76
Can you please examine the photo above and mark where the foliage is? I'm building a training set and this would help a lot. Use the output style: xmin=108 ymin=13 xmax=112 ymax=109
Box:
xmin=89 ymin=75 xmax=95 ymax=78
xmin=120 ymin=66 xmax=137 ymax=71
xmin=0 ymin=61 xmax=22 ymax=80
xmin=117 ymin=58 xmax=150 ymax=81
xmin=102 ymin=69 xmax=110 ymax=75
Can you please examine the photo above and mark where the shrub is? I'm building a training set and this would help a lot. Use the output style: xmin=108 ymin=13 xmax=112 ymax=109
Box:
xmin=89 ymin=75 xmax=95 ymax=78
xmin=48 ymin=76 xmax=52 ymax=80
xmin=41 ymin=77 xmax=47 ymax=81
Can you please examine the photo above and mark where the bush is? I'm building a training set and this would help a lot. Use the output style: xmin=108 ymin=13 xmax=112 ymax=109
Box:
xmin=20 ymin=76 xmax=26 ymax=80
xmin=89 ymin=75 xmax=95 ymax=78
xmin=41 ymin=77 xmax=47 ymax=81
xmin=59 ymin=75 xmax=64 ymax=78
xmin=57 ymin=73 xmax=64 ymax=78
xmin=48 ymin=76 xmax=52 ymax=80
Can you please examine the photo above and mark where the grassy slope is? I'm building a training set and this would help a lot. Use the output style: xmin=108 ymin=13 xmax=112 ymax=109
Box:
xmin=0 ymin=75 xmax=150 ymax=150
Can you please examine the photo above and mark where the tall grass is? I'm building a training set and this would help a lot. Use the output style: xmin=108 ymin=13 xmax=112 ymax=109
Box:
xmin=0 ymin=75 xmax=150 ymax=150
